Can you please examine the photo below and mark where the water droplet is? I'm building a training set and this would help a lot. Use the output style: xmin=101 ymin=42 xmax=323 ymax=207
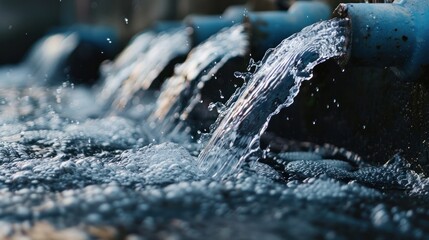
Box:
xmin=124 ymin=18 xmax=129 ymax=24
xmin=219 ymin=90 xmax=224 ymax=99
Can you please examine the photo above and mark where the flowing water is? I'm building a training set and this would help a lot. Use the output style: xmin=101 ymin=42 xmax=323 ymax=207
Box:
xmin=198 ymin=19 xmax=350 ymax=179
xmin=107 ymin=31 xmax=156 ymax=73
xmin=98 ymin=31 xmax=155 ymax=104
xmin=109 ymin=27 xmax=190 ymax=109
xmin=0 ymin=19 xmax=429 ymax=239
xmin=149 ymin=24 xmax=248 ymax=137
xmin=0 ymin=33 xmax=78 ymax=87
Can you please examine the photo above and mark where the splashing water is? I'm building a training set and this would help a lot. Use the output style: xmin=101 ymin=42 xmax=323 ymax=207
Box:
xmin=111 ymin=28 xmax=190 ymax=109
xmin=149 ymin=24 xmax=249 ymax=135
xmin=198 ymin=19 xmax=350 ymax=178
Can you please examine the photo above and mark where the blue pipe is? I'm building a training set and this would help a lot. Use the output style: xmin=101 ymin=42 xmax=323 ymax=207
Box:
xmin=151 ymin=21 xmax=186 ymax=33
xmin=222 ymin=5 xmax=248 ymax=19
xmin=247 ymin=1 xmax=332 ymax=55
xmin=334 ymin=0 xmax=429 ymax=79
xmin=185 ymin=7 xmax=245 ymax=46
xmin=188 ymin=1 xmax=331 ymax=50
xmin=50 ymin=25 xmax=119 ymax=56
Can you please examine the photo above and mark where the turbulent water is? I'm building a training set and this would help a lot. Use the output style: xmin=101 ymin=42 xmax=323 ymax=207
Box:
xmin=149 ymin=24 xmax=248 ymax=137
xmin=103 ymin=28 xmax=190 ymax=109
xmin=198 ymin=19 xmax=350 ymax=179
xmin=0 ymin=19 xmax=429 ymax=239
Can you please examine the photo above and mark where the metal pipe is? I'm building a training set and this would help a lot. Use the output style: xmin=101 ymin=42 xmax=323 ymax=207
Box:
xmin=185 ymin=6 xmax=245 ymax=46
xmin=247 ymin=1 xmax=332 ymax=56
xmin=151 ymin=21 xmax=186 ymax=33
xmin=334 ymin=0 xmax=429 ymax=79
xmin=188 ymin=1 xmax=331 ymax=51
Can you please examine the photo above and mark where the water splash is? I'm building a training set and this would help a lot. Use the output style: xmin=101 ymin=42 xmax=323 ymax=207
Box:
xmin=149 ymin=24 xmax=248 ymax=135
xmin=110 ymin=28 xmax=190 ymax=109
xmin=198 ymin=19 xmax=350 ymax=178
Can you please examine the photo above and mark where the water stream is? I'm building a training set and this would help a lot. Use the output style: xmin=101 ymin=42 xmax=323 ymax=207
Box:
xmin=198 ymin=19 xmax=350 ymax=178
xmin=104 ymin=27 xmax=190 ymax=109
xmin=0 ymin=33 xmax=79 ymax=87
xmin=149 ymin=24 xmax=248 ymax=137
xmin=98 ymin=31 xmax=155 ymax=104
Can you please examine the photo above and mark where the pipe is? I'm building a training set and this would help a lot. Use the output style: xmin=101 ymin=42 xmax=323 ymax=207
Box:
xmin=247 ymin=1 xmax=332 ymax=56
xmin=114 ymin=1 xmax=331 ymax=72
xmin=188 ymin=1 xmax=331 ymax=51
xmin=185 ymin=6 xmax=246 ymax=46
xmin=151 ymin=21 xmax=186 ymax=33
xmin=334 ymin=0 xmax=429 ymax=79
xmin=54 ymin=25 xmax=119 ymax=56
